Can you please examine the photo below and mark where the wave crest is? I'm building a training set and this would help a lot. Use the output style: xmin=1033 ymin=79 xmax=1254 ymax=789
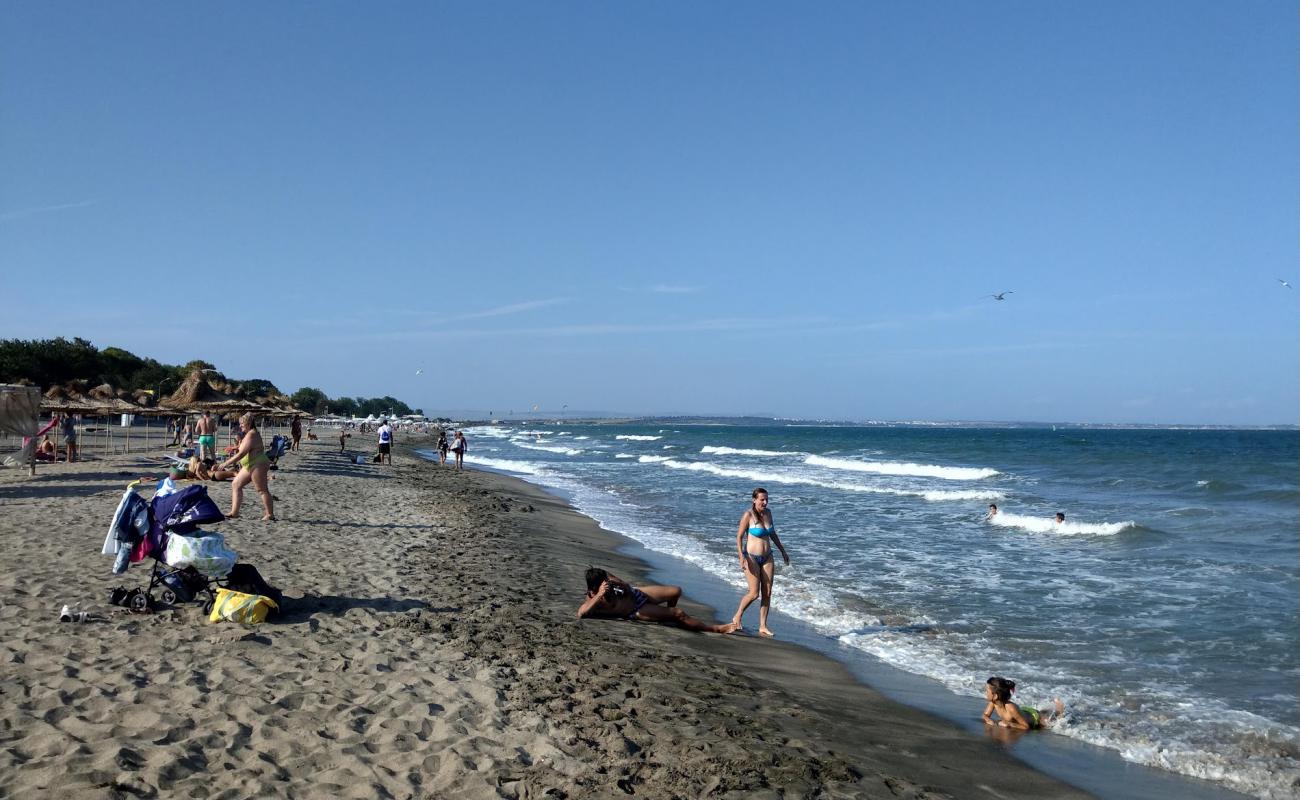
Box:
xmin=806 ymin=454 xmax=998 ymax=480
xmin=990 ymin=512 xmax=1136 ymax=536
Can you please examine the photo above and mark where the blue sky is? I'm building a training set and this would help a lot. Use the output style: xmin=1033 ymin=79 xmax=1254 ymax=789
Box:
xmin=2 ymin=2 xmax=1295 ymax=424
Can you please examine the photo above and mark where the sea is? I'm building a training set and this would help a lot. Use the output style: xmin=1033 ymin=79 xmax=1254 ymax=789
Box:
xmin=422 ymin=423 xmax=1298 ymax=799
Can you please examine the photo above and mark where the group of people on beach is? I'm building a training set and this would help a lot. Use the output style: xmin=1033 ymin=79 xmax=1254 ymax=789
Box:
xmin=579 ymin=487 xmax=1064 ymax=731
xmin=578 ymin=487 xmax=788 ymax=636
xmin=34 ymin=414 xmax=79 ymax=462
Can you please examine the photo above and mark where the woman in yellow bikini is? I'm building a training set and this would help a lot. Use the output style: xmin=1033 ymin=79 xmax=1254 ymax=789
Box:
xmin=221 ymin=413 xmax=275 ymax=520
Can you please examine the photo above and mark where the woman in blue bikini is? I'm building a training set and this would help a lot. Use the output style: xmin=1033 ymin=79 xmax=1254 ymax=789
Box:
xmin=732 ymin=487 xmax=790 ymax=636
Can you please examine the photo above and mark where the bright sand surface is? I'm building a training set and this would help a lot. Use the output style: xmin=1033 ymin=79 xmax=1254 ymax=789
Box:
xmin=0 ymin=435 xmax=1094 ymax=798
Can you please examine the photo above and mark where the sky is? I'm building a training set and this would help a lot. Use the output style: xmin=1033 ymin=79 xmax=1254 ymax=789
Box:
xmin=2 ymin=1 xmax=1295 ymax=425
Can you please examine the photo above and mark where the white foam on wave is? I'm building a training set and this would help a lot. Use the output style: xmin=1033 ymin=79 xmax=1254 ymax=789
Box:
xmin=513 ymin=440 xmax=583 ymax=456
xmin=465 ymin=456 xmax=548 ymax=476
xmin=989 ymin=512 xmax=1136 ymax=536
xmin=614 ymin=453 xmax=635 ymax=459
xmin=638 ymin=455 xmax=671 ymax=464
xmin=657 ymin=460 xmax=1002 ymax=502
xmin=468 ymin=425 xmax=514 ymax=439
xmin=806 ymin=454 xmax=999 ymax=481
xmin=616 ymin=434 xmax=662 ymax=441
xmin=573 ymin=436 xmax=590 ymax=440
xmin=701 ymin=446 xmax=790 ymax=457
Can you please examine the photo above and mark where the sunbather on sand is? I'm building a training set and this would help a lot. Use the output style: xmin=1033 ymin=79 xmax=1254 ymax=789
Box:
xmin=577 ymin=568 xmax=739 ymax=633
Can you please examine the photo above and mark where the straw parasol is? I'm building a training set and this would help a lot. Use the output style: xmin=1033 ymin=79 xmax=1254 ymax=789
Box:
xmin=40 ymin=385 xmax=103 ymax=414
xmin=159 ymin=371 xmax=268 ymax=414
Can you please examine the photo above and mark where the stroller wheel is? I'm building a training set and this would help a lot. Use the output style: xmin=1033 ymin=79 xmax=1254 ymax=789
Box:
xmin=160 ymin=588 xmax=177 ymax=605
xmin=202 ymin=599 xmax=214 ymax=616
xmin=129 ymin=592 xmax=150 ymax=612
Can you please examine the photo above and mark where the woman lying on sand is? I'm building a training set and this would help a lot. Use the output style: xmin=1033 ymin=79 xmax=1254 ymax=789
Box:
xmin=578 ymin=568 xmax=739 ymax=634
xmin=982 ymin=677 xmax=1065 ymax=730
xmin=168 ymin=456 xmax=238 ymax=482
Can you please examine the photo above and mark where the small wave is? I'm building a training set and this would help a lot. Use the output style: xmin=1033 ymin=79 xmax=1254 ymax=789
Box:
xmin=573 ymin=436 xmax=590 ymax=440
xmin=466 ymin=456 xmax=547 ymax=476
xmin=701 ymin=446 xmax=791 ymax=457
xmin=514 ymin=441 xmax=583 ymax=456
xmin=805 ymin=454 xmax=999 ymax=481
xmin=989 ymin=512 xmax=1136 ymax=536
xmin=657 ymin=460 xmax=1002 ymax=502
xmin=616 ymin=435 xmax=662 ymax=441
xmin=1196 ymin=478 xmax=1247 ymax=493
xmin=614 ymin=453 xmax=635 ymax=459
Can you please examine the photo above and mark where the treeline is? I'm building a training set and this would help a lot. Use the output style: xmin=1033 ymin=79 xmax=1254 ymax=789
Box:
xmin=288 ymin=387 xmax=418 ymax=418
xmin=0 ymin=337 xmax=421 ymax=416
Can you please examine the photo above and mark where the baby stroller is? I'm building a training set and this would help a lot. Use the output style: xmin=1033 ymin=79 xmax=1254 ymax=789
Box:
xmin=266 ymin=434 xmax=291 ymax=469
xmin=104 ymin=479 xmax=236 ymax=613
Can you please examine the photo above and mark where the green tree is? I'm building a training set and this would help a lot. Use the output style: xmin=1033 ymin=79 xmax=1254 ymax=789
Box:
xmin=291 ymin=387 xmax=329 ymax=414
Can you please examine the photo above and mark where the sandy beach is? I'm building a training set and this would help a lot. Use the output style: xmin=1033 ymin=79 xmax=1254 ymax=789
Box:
xmin=0 ymin=435 xmax=1093 ymax=799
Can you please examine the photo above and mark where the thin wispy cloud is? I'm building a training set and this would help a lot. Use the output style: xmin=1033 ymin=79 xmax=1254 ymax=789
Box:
xmin=293 ymin=316 xmax=799 ymax=346
xmin=296 ymin=297 xmax=571 ymax=329
xmin=450 ymin=297 xmax=571 ymax=321
xmin=0 ymin=200 xmax=96 ymax=223
xmin=620 ymin=284 xmax=704 ymax=294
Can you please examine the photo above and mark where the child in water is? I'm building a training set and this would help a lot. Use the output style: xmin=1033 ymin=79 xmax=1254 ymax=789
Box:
xmin=982 ymin=676 xmax=1065 ymax=730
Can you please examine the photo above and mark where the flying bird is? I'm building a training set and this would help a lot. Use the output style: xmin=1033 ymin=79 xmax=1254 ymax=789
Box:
xmin=985 ymin=291 xmax=1014 ymax=301
xmin=415 ymin=369 xmax=424 ymax=375
xmin=1279 ymin=279 xmax=1292 ymax=289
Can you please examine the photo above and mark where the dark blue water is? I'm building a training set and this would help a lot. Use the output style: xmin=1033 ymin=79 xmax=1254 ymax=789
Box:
xmin=450 ymin=424 xmax=1298 ymax=798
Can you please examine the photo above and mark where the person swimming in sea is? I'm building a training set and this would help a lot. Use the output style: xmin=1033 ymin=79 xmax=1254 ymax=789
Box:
xmin=981 ymin=676 xmax=1064 ymax=730
xmin=986 ymin=503 xmax=998 ymax=520
xmin=1054 ymin=512 xmax=1066 ymax=524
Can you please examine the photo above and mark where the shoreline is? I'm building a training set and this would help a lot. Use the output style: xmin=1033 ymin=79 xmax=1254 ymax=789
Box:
xmin=0 ymin=434 xmax=1214 ymax=797
xmin=451 ymin=448 xmax=1255 ymax=800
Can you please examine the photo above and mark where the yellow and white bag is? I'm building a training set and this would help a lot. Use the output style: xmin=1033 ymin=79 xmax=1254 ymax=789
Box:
xmin=208 ymin=588 xmax=278 ymax=624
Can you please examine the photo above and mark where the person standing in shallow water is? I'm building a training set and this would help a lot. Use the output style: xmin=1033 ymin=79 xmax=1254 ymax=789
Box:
xmin=731 ymin=487 xmax=790 ymax=637
xmin=452 ymin=430 xmax=467 ymax=470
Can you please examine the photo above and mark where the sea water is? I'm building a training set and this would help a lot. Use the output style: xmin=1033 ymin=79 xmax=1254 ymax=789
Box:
xmin=425 ymin=424 xmax=1297 ymax=799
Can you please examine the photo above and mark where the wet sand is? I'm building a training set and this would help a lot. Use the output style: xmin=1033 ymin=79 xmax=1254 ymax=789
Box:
xmin=0 ymin=435 xmax=1092 ymax=798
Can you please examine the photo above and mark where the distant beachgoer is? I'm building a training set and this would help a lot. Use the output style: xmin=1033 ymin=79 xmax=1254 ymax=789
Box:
xmin=578 ymin=568 xmax=739 ymax=634
xmin=195 ymin=411 xmax=217 ymax=461
xmin=731 ymin=487 xmax=790 ymax=636
xmin=452 ymin=430 xmax=467 ymax=470
xmin=437 ymin=430 xmax=449 ymax=465
xmin=1054 ymin=512 xmax=1066 ymax=524
xmin=982 ymin=677 xmax=1064 ymax=730
xmin=221 ymin=413 xmax=274 ymax=521
xmin=61 ymin=414 xmax=78 ymax=462
xmin=339 ymin=428 xmax=350 ymax=453
xmin=377 ymin=420 xmax=393 ymax=465
xmin=987 ymin=503 xmax=998 ymax=520
xmin=36 ymin=436 xmax=56 ymax=461
xmin=290 ymin=416 xmax=302 ymax=452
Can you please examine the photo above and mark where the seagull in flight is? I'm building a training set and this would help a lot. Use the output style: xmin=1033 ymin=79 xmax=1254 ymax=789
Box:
xmin=985 ymin=291 xmax=1014 ymax=301
xmin=415 ymin=368 xmax=424 ymax=375
xmin=1279 ymin=279 xmax=1292 ymax=289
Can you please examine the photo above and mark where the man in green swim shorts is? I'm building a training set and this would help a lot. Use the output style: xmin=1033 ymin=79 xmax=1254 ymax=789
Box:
xmin=195 ymin=410 xmax=218 ymax=461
